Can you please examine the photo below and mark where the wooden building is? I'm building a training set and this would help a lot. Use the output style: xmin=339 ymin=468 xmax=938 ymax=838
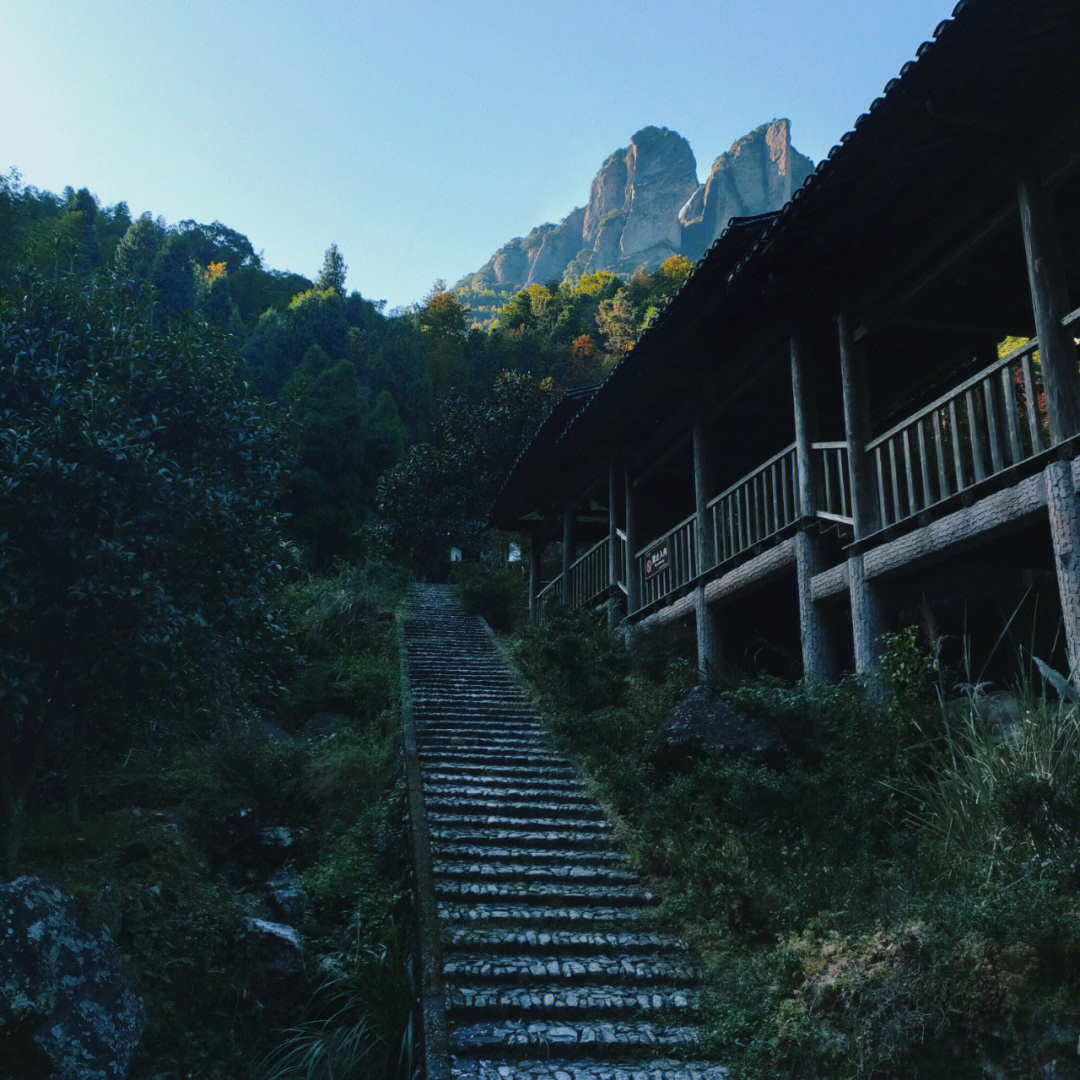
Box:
xmin=489 ymin=0 xmax=1080 ymax=683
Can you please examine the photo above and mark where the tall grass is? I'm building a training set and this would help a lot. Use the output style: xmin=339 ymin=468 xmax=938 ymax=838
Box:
xmin=887 ymin=666 xmax=1080 ymax=872
xmin=256 ymin=927 xmax=416 ymax=1080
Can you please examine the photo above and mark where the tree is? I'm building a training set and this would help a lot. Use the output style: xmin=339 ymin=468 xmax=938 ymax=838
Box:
xmin=0 ymin=270 xmax=295 ymax=863
xmin=115 ymin=212 xmax=166 ymax=281
xmin=376 ymin=372 xmax=555 ymax=571
xmin=150 ymin=231 xmax=197 ymax=324
xmin=316 ymin=242 xmax=347 ymax=293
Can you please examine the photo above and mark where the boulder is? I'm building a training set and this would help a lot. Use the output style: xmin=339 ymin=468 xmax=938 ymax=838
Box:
xmin=645 ymin=687 xmax=787 ymax=771
xmin=0 ymin=876 xmax=145 ymax=1080
xmin=240 ymin=919 xmax=304 ymax=981
xmin=250 ymin=826 xmax=307 ymax=870
xmin=268 ymin=887 xmax=309 ymax=923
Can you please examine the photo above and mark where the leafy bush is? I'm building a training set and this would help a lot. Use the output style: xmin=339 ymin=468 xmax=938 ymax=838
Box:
xmin=453 ymin=557 xmax=527 ymax=630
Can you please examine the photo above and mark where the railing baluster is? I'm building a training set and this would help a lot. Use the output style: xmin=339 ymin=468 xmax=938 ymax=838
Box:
xmin=888 ymin=439 xmax=902 ymax=522
xmin=782 ymin=453 xmax=793 ymax=523
xmin=902 ymin=429 xmax=917 ymax=516
xmin=754 ymin=474 xmax=764 ymax=542
xmin=917 ymin=419 xmax=932 ymax=507
xmin=839 ymin=449 xmax=850 ymax=519
xmin=1021 ymin=354 xmax=1045 ymax=453
xmin=949 ymin=399 xmax=965 ymax=492
xmin=771 ymin=463 xmax=780 ymax=533
xmin=966 ymin=389 xmax=986 ymax=483
xmin=1001 ymin=365 xmax=1023 ymax=464
xmin=983 ymin=378 xmax=1004 ymax=474
xmin=875 ymin=446 xmax=889 ymax=527
xmin=934 ymin=410 xmax=950 ymax=497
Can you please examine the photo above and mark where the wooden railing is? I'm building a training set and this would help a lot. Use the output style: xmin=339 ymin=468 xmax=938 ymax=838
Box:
xmin=568 ymin=536 xmax=611 ymax=608
xmin=635 ymin=512 xmax=698 ymax=609
xmin=536 ymin=573 xmax=563 ymax=616
xmin=812 ymin=441 xmax=853 ymax=525
xmin=865 ymin=329 xmax=1074 ymax=532
xmin=707 ymin=443 xmax=799 ymax=565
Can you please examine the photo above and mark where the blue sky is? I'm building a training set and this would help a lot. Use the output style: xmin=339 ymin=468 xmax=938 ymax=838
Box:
xmin=2 ymin=1 xmax=953 ymax=308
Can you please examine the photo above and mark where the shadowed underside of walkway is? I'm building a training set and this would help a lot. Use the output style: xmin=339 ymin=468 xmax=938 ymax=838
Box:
xmin=403 ymin=584 xmax=729 ymax=1080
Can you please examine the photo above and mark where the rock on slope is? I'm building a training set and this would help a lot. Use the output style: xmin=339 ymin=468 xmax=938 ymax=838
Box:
xmin=458 ymin=120 xmax=813 ymax=295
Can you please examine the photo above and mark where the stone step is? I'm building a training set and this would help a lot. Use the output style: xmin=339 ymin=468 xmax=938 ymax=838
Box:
xmin=418 ymin=725 xmax=545 ymax=739
xmin=420 ymin=751 xmax=570 ymax=768
xmin=450 ymin=1058 xmax=731 ymax=1080
xmin=429 ymin=826 xmax=614 ymax=848
xmin=435 ymin=881 xmax=652 ymax=907
xmin=443 ymin=954 xmax=697 ymax=986
xmin=449 ymin=1020 xmax=700 ymax=1059
xmin=419 ymin=732 xmax=548 ymax=745
xmin=448 ymin=984 xmax=700 ymax=1020
xmin=438 ymin=904 xmax=659 ymax=928
xmin=434 ymin=862 xmax=638 ymax=887
xmin=424 ymin=801 xmax=609 ymax=823
xmin=424 ymin=784 xmax=591 ymax=804
xmin=435 ymin=846 xmax=624 ymax=866
xmin=424 ymin=766 xmax=579 ymax=783
xmin=442 ymin=928 xmax=688 ymax=956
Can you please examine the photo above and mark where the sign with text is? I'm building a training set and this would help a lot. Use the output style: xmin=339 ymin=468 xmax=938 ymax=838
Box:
xmin=644 ymin=539 xmax=670 ymax=579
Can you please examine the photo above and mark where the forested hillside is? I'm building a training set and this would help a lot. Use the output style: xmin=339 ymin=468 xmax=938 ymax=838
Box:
xmin=0 ymin=170 xmax=695 ymax=569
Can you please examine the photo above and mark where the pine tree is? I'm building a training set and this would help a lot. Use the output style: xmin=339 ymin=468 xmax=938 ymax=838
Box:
xmin=316 ymin=242 xmax=347 ymax=293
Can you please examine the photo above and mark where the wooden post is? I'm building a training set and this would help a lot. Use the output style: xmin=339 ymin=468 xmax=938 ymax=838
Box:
xmin=791 ymin=332 xmax=838 ymax=680
xmin=692 ymin=422 xmax=721 ymax=677
xmin=790 ymin=333 xmax=817 ymax=519
xmin=624 ymin=467 xmax=641 ymax=615
xmin=692 ymin=421 xmax=715 ymax=572
xmin=1019 ymin=177 xmax=1080 ymax=681
xmin=608 ymin=462 xmax=621 ymax=626
xmin=837 ymin=313 xmax=878 ymax=541
xmin=562 ymin=507 xmax=576 ymax=607
xmin=1018 ymin=176 xmax=1080 ymax=444
xmin=837 ymin=313 xmax=887 ymax=686
xmin=528 ymin=528 xmax=545 ymax=625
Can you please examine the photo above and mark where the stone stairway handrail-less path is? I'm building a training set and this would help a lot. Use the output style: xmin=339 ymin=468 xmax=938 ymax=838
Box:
xmin=402 ymin=583 xmax=729 ymax=1080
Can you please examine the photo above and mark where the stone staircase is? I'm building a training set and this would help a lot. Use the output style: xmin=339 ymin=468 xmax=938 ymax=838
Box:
xmin=402 ymin=584 xmax=729 ymax=1080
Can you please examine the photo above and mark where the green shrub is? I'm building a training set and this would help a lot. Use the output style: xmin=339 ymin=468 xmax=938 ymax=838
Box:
xmin=0 ymin=270 xmax=296 ymax=863
xmin=453 ymin=558 xmax=526 ymax=630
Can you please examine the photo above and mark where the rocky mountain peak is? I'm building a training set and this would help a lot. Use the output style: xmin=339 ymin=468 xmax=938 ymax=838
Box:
xmin=457 ymin=120 xmax=814 ymax=300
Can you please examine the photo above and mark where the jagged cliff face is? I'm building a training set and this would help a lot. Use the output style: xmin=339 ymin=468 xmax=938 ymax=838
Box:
xmin=459 ymin=120 xmax=814 ymax=295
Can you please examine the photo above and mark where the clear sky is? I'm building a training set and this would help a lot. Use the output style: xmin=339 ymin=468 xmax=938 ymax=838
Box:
xmin=2 ymin=1 xmax=955 ymax=309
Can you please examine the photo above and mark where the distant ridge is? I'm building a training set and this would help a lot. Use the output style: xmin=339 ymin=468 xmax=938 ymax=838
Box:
xmin=456 ymin=120 xmax=813 ymax=306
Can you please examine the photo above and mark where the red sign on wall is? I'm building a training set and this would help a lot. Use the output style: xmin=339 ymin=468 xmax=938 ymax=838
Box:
xmin=644 ymin=540 xmax=670 ymax=579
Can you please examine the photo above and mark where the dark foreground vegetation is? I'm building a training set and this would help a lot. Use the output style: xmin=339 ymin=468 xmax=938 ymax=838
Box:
xmin=467 ymin=572 xmax=1080 ymax=1080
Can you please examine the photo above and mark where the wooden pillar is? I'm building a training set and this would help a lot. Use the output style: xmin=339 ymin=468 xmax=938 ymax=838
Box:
xmin=562 ymin=507 xmax=576 ymax=607
xmin=528 ymin=529 xmax=545 ymax=625
xmin=837 ymin=313 xmax=887 ymax=685
xmin=624 ymin=467 xmax=641 ymax=615
xmin=1045 ymin=459 xmax=1080 ymax=680
xmin=692 ymin=421 xmax=716 ymax=572
xmin=692 ymin=421 xmax=721 ymax=677
xmin=791 ymin=332 xmax=838 ymax=680
xmin=1019 ymin=176 xmax=1080 ymax=680
xmin=1019 ymin=176 xmax=1080 ymax=444
xmin=607 ymin=463 xmax=622 ymax=626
